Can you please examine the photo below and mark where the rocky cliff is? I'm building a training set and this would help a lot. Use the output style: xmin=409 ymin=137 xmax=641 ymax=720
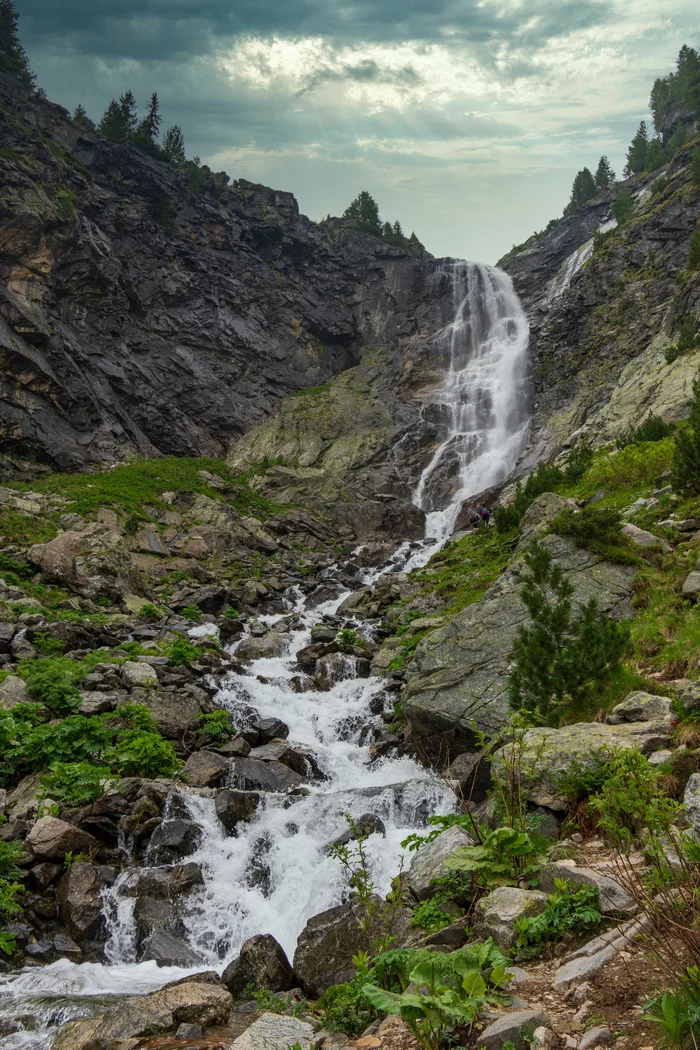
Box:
xmin=498 ymin=138 xmax=700 ymax=470
xmin=0 ymin=72 xmax=439 ymax=479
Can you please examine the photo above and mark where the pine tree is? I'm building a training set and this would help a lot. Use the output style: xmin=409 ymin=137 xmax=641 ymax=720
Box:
xmin=98 ymin=100 xmax=129 ymax=140
xmin=565 ymin=167 xmax=596 ymax=214
xmin=119 ymin=90 xmax=138 ymax=137
xmin=672 ymin=373 xmax=700 ymax=493
xmin=382 ymin=221 xmax=393 ymax=238
xmin=0 ymin=0 xmax=35 ymax=88
xmin=677 ymin=44 xmax=700 ymax=119
xmin=72 ymin=104 xmax=93 ymax=127
xmin=343 ymin=191 xmax=382 ymax=234
xmin=141 ymin=92 xmax=161 ymax=140
xmin=613 ymin=188 xmax=635 ymax=226
xmin=625 ymin=120 xmax=649 ymax=175
xmin=645 ymin=137 xmax=666 ymax=171
xmin=393 ymin=220 xmax=403 ymax=237
xmin=594 ymin=156 xmax=615 ymax=189
xmin=162 ymin=125 xmax=186 ymax=164
xmin=409 ymin=231 xmax=419 ymax=244
xmin=666 ymin=122 xmax=687 ymax=157
xmin=508 ymin=543 xmax=630 ymax=726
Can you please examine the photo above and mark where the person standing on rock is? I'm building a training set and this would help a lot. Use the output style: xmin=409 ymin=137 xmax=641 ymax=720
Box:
xmin=479 ymin=505 xmax=491 ymax=525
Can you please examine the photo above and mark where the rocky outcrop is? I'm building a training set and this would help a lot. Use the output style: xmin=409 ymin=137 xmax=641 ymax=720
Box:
xmin=0 ymin=71 xmax=434 ymax=477
xmin=404 ymin=527 xmax=635 ymax=759
xmin=222 ymin=934 xmax=294 ymax=996
xmin=28 ymin=524 xmax=146 ymax=600
xmin=499 ymin=143 xmax=700 ymax=469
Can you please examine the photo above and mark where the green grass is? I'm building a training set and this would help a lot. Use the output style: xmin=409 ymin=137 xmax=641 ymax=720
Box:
xmin=0 ymin=508 xmax=59 ymax=545
xmin=289 ymin=382 xmax=331 ymax=397
xmin=412 ymin=527 xmax=518 ymax=617
xmin=7 ymin=456 xmax=285 ymax=522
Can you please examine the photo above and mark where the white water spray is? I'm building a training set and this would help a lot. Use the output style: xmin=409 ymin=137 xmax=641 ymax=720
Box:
xmin=413 ymin=262 xmax=530 ymax=543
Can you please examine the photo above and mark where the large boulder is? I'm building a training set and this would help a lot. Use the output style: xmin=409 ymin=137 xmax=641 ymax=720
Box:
xmin=184 ymin=750 xmax=230 ymax=788
xmin=120 ymin=661 xmax=158 ymax=689
xmin=130 ymin=688 xmax=202 ymax=739
xmin=141 ymin=930 xmax=205 ymax=967
xmin=472 ymin=887 xmax=548 ymax=950
xmin=53 ymin=978 xmax=232 ymax=1050
xmin=477 ymin=1009 xmax=552 ymax=1050
xmin=0 ymin=675 xmax=28 ymax=710
xmin=607 ymin=691 xmax=672 ymax=724
xmin=25 ymin=817 xmax=99 ymax=860
xmin=538 ymin=860 xmax=637 ymax=915
xmin=236 ymin=632 xmax=289 ymax=662
xmin=215 ymin=788 xmax=263 ymax=833
xmin=230 ymin=757 xmax=304 ymax=793
xmin=490 ymin=719 xmax=673 ymax=811
xmin=147 ymin=820 xmax=202 ymax=864
xmin=404 ymin=527 xmax=635 ymax=758
xmin=56 ymin=862 xmax=104 ymax=942
xmin=28 ymin=523 xmax=145 ymax=600
xmin=222 ymin=934 xmax=294 ymax=995
xmin=405 ymin=825 xmax=474 ymax=901
xmin=231 ymin=1012 xmax=315 ymax=1050
xmin=293 ymin=896 xmax=412 ymax=997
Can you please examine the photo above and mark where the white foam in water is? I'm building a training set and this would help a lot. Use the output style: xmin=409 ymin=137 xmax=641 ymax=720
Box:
xmin=0 ymin=258 xmax=530 ymax=1047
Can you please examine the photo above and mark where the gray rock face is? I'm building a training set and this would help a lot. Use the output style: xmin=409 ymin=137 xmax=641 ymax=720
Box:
xmin=682 ymin=572 xmax=700 ymax=601
xmin=684 ymin=773 xmax=700 ymax=835
xmin=607 ymin=690 xmax=673 ymax=724
xmin=231 ymin=1012 xmax=315 ymax=1050
xmin=293 ymin=895 xmax=411 ymax=997
xmin=28 ymin=524 xmax=144 ymax=600
xmin=25 ymin=817 xmax=99 ymax=860
xmin=538 ymin=860 xmax=637 ymax=915
xmin=56 ymin=862 xmax=104 ymax=942
xmin=0 ymin=71 xmax=438 ymax=486
xmin=222 ymin=934 xmax=294 ymax=995
xmin=405 ymin=530 xmax=635 ymax=757
xmin=472 ymin=887 xmax=548 ymax=949
xmin=215 ymin=788 xmax=263 ymax=833
xmin=621 ymin=524 xmax=672 ymax=553
xmin=230 ymin=757 xmax=304 ymax=793
xmin=141 ymin=930 xmax=204 ymax=968
xmin=490 ymin=720 xmax=672 ymax=811
xmin=183 ymin=750 xmax=230 ymax=788
xmin=147 ymin=820 xmax=202 ymax=864
xmin=405 ymin=825 xmax=474 ymax=901
xmin=477 ymin=1009 xmax=551 ymax=1049
xmin=52 ymin=979 xmax=232 ymax=1049
xmin=236 ymin=632 xmax=290 ymax=662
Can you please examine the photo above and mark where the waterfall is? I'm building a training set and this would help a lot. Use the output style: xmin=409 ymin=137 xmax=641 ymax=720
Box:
xmin=413 ymin=261 xmax=530 ymax=542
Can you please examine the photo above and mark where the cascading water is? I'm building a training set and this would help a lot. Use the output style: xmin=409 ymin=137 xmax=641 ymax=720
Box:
xmin=0 ymin=258 xmax=531 ymax=1049
xmin=412 ymin=262 xmax=530 ymax=544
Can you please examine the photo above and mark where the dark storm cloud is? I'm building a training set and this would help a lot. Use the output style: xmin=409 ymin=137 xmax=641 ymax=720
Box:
xmin=16 ymin=0 xmax=611 ymax=62
xmin=297 ymin=58 xmax=422 ymax=95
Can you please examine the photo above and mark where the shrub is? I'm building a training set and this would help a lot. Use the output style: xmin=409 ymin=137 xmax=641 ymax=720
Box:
xmin=0 ymin=840 xmax=24 ymax=955
xmin=493 ymin=449 xmax=592 ymax=533
xmin=443 ymin=825 xmax=541 ymax=891
xmin=509 ymin=542 xmax=630 ymax=725
xmin=616 ymin=414 xmax=673 ymax=448
xmin=672 ymin=374 xmax=700 ymax=495
xmin=197 ymin=710 xmax=235 ymax=743
xmin=514 ymin=879 xmax=602 ymax=957
xmin=666 ymin=316 xmax=700 ymax=364
xmin=645 ymin=968 xmax=700 ymax=1048
xmin=550 ymin=505 xmax=639 ymax=564
xmin=138 ymin=603 xmax=162 ymax=621
xmin=180 ymin=603 xmax=201 ymax=621
xmin=32 ymin=632 xmax=65 ymax=656
xmin=336 ymin=628 xmax=360 ymax=653
xmin=111 ymin=729 xmax=180 ymax=776
xmin=586 ymin=437 xmax=674 ymax=489
xmin=21 ymin=658 xmax=83 ymax=716
xmin=40 ymin=761 xmax=112 ymax=806
xmin=163 ymin=636 xmax=200 ymax=666
xmin=410 ymin=898 xmax=454 ymax=932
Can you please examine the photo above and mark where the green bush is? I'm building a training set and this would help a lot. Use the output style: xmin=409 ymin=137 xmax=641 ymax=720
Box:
xmin=616 ymin=414 xmax=673 ymax=448
xmin=0 ymin=555 xmax=31 ymax=578
xmin=494 ymin=448 xmax=592 ymax=533
xmin=32 ymin=632 xmax=65 ymax=657
xmin=180 ymin=603 xmax=201 ymax=621
xmin=550 ymin=505 xmax=639 ymax=565
xmin=509 ymin=543 xmax=631 ymax=725
xmin=197 ymin=710 xmax=235 ymax=743
xmin=0 ymin=840 xmax=24 ymax=956
xmin=666 ymin=316 xmax=700 ymax=364
xmin=645 ymin=967 xmax=700 ymax=1048
xmin=21 ymin=658 xmax=83 ymax=716
xmin=443 ymin=826 xmax=541 ymax=890
xmin=111 ymin=729 xmax=180 ymax=776
xmin=163 ymin=636 xmax=200 ymax=666
xmin=514 ymin=879 xmax=602 ymax=957
xmin=138 ymin=603 xmax=162 ymax=621
xmin=336 ymin=628 xmax=360 ymax=653
xmin=410 ymin=897 xmax=454 ymax=933
xmin=40 ymin=761 xmax=112 ymax=806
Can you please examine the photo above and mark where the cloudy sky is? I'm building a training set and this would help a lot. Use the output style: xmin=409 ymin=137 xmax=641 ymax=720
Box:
xmin=15 ymin=0 xmax=698 ymax=263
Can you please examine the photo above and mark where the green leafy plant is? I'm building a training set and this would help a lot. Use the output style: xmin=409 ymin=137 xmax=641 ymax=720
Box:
xmin=180 ymin=603 xmax=201 ymax=621
xmin=336 ymin=628 xmax=361 ymax=653
xmin=550 ymin=505 xmax=639 ymax=565
xmin=197 ymin=710 xmax=235 ymax=743
xmin=644 ymin=967 xmax=700 ymax=1049
xmin=362 ymin=941 xmax=511 ymax=1050
xmin=616 ymin=414 xmax=673 ymax=449
xmin=665 ymin=317 xmax=700 ymax=365
xmin=138 ymin=603 xmax=162 ymax=621
xmin=410 ymin=897 xmax=455 ymax=933
xmin=443 ymin=826 xmax=541 ymax=891
xmin=0 ymin=839 xmax=24 ymax=956
xmin=493 ymin=449 xmax=591 ymax=533
xmin=515 ymin=879 xmax=603 ymax=957
xmin=21 ymin=657 xmax=83 ymax=715
xmin=328 ymin=815 xmax=398 ymax=954
xmin=39 ymin=761 xmax=112 ymax=806
xmin=673 ymin=373 xmax=700 ymax=495
xmin=32 ymin=632 xmax=65 ymax=656
xmin=508 ymin=542 xmax=631 ymax=725
xmin=163 ymin=636 xmax=200 ymax=666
